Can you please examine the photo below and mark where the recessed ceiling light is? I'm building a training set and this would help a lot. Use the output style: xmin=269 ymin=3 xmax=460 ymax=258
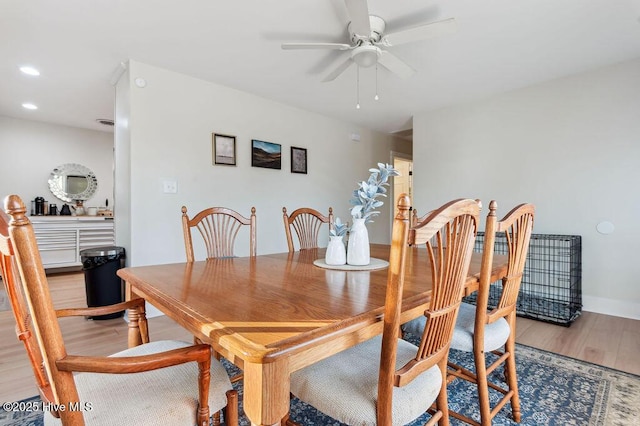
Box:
xmin=20 ymin=66 xmax=40 ymax=76
xmin=22 ymin=103 xmax=38 ymax=110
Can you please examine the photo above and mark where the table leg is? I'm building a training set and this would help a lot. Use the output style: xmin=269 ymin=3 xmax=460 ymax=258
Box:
xmin=125 ymin=281 xmax=146 ymax=347
xmin=126 ymin=305 xmax=143 ymax=347
xmin=243 ymin=358 xmax=290 ymax=426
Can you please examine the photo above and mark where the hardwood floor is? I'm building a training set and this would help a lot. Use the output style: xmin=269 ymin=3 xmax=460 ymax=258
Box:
xmin=1 ymin=272 xmax=638 ymax=404
xmin=516 ymin=310 xmax=640 ymax=375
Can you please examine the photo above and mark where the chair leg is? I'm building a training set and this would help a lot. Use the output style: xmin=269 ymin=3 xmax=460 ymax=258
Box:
xmin=224 ymin=389 xmax=239 ymax=426
xmin=473 ymin=346 xmax=492 ymax=426
xmin=504 ymin=325 xmax=521 ymax=422
xmin=430 ymin=357 xmax=450 ymax=426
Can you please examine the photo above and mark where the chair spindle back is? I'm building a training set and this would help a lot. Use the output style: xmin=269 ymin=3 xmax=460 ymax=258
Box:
xmin=478 ymin=201 xmax=535 ymax=324
xmin=377 ymin=195 xmax=480 ymax=424
xmin=282 ymin=207 xmax=333 ymax=252
xmin=182 ymin=206 xmax=256 ymax=261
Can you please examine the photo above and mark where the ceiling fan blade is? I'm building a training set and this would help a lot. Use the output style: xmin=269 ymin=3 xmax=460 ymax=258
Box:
xmin=281 ymin=42 xmax=352 ymax=50
xmin=383 ymin=17 xmax=457 ymax=46
xmin=344 ymin=0 xmax=371 ymax=35
xmin=323 ymin=56 xmax=354 ymax=82
xmin=377 ymin=51 xmax=415 ymax=79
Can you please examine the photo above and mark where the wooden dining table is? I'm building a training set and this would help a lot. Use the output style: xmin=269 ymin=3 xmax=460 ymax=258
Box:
xmin=118 ymin=243 xmax=508 ymax=426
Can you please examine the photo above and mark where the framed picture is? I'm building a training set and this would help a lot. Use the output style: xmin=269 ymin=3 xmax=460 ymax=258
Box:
xmin=213 ymin=133 xmax=236 ymax=166
xmin=251 ymin=139 xmax=281 ymax=170
xmin=291 ymin=146 xmax=307 ymax=174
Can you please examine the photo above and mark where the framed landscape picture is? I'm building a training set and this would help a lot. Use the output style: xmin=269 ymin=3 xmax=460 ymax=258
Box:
xmin=213 ymin=133 xmax=236 ymax=166
xmin=291 ymin=146 xmax=307 ymax=174
xmin=251 ymin=140 xmax=281 ymax=170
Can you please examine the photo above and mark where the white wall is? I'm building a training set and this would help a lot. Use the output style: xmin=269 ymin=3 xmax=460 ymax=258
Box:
xmin=114 ymin=68 xmax=132 ymax=257
xmin=413 ymin=58 xmax=640 ymax=319
xmin=116 ymin=61 xmax=411 ymax=267
xmin=0 ymin=116 xmax=114 ymax=212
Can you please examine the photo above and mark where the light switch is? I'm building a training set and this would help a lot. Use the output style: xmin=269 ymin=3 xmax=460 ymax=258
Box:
xmin=162 ymin=180 xmax=178 ymax=194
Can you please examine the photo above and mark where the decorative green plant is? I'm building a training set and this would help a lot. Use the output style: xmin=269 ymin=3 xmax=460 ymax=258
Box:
xmin=330 ymin=217 xmax=349 ymax=237
xmin=349 ymin=163 xmax=400 ymax=223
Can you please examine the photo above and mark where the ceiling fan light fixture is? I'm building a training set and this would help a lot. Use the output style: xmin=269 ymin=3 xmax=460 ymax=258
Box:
xmin=351 ymin=45 xmax=380 ymax=68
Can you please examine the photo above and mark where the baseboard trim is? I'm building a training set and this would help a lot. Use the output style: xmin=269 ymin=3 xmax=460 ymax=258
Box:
xmin=582 ymin=295 xmax=640 ymax=320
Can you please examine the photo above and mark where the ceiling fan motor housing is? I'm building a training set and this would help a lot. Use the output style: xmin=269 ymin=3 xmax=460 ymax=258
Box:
xmin=348 ymin=15 xmax=386 ymax=44
xmin=349 ymin=15 xmax=385 ymax=67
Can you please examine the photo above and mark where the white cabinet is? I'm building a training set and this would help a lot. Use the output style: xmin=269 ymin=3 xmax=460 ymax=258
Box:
xmin=31 ymin=217 xmax=115 ymax=269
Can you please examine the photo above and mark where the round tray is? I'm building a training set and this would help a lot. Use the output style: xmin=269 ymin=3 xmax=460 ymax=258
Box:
xmin=313 ymin=257 xmax=389 ymax=271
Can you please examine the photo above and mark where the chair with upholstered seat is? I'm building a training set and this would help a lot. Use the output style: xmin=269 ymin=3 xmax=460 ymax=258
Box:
xmin=282 ymin=206 xmax=333 ymax=252
xmin=404 ymin=200 xmax=535 ymax=425
xmin=0 ymin=195 xmax=238 ymax=426
xmin=181 ymin=205 xmax=256 ymax=261
xmin=287 ymin=195 xmax=480 ymax=426
xmin=181 ymin=205 xmax=255 ymax=384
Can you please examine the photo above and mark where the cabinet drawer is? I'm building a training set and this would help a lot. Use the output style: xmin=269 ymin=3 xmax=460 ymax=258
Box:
xmin=40 ymin=249 xmax=77 ymax=267
xmin=34 ymin=230 xmax=77 ymax=250
xmin=79 ymin=229 xmax=115 ymax=250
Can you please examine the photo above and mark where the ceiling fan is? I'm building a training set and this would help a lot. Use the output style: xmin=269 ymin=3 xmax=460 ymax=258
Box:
xmin=281 ymin=0 xmax=456 ymax=82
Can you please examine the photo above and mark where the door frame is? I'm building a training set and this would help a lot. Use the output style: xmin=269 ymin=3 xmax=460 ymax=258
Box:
xmin=389 ymin=151 xmax=413 ymax=229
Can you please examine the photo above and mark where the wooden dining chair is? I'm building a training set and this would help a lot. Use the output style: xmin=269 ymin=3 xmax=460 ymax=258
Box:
xmin=282 ymin=206 xmax=333 ymax=252
xmin=181 ymin=205 xmax=256 ymax=261
xmin=181 ymin=204 xmax=255 ymax=384
xmin=404 ymin=200 xmax=535 ymax=425
xmin=449 ymin=201 xmax=534 ymax=425
xmin=287 ymin=195 xmax=480 ymax=426
xmin=1 ymin=195 xmax=238 ymax=426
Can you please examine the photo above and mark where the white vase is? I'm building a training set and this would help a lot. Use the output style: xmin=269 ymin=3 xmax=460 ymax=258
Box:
xmin=347 ymin=218 xmax=370 ymax=266
xmin=325 ymin=235 xmax=347 ymax=265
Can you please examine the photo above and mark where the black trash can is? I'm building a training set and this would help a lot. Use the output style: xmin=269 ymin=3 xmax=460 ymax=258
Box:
xmin=80 ymin=246 xmax=126 ymax=320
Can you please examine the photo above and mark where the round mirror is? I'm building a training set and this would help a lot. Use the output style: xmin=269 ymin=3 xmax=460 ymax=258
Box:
xmin=48 ymin=163 xmax=98 ymax=202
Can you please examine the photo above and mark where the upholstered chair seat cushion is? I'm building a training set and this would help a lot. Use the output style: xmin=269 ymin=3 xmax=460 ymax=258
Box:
xmin=403 ymin=303 xmax=511 ymax=353
xmin=451 ymin=302 xmax=511 ymax=352
xmin=44 ymin=340 xmax=233 ymax=426
xmin=290 ymin=335 xmax=442 ymax=426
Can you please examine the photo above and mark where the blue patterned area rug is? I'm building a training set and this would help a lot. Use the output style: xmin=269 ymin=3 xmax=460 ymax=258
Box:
xmin=2 ymin=339 xmax=638 ymax=426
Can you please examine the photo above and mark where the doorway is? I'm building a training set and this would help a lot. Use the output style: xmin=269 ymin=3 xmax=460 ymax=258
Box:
xmin=391 ymin=153 xmax=413 ymax=219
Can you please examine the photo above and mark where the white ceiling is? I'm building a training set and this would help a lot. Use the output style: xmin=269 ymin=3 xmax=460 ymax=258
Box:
xmin=2 ymin=0 xmax=640 ymax=135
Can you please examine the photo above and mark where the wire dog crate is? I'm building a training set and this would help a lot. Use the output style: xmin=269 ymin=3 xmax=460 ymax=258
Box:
xmin=464 ymin=233 xmax=582 ymax=326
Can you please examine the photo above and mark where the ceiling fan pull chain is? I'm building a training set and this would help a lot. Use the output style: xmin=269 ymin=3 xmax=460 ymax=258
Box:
xmin=356 ymin=65 xmax=361 ymax=109
xmin=374 ymin=64 xmax=379 ymax=101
